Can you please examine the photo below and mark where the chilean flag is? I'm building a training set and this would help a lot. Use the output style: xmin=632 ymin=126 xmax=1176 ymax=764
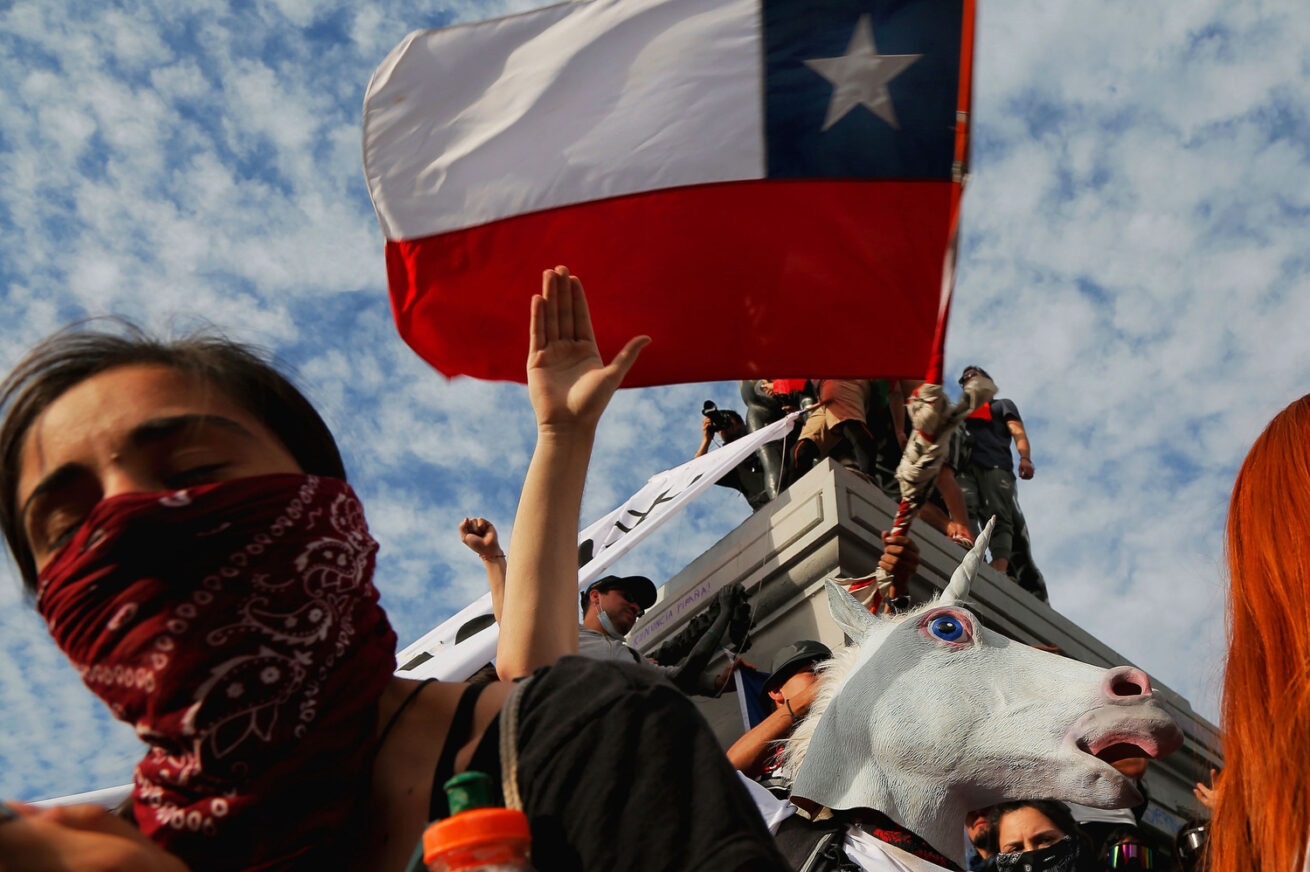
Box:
xmin=364 ymin=0 xmax=974 ymax=387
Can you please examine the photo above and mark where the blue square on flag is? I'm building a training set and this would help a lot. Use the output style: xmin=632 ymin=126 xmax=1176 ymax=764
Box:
xmin=763 ymin=0 xmax=963 ymax=179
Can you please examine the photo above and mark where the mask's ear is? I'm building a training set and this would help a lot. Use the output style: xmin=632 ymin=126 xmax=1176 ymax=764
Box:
xmin=826 ymin=580 xmax=879 ymax=642
xmin=941 ymin=517 xmax=995 ymax=603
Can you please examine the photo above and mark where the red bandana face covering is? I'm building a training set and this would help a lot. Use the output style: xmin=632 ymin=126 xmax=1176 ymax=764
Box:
xmin=36 ymin=474 xmax=397 ymax=871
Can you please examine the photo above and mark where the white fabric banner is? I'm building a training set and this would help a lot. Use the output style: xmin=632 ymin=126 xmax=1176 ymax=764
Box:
xmin=395 ymin=411 xmax=801 ymax=681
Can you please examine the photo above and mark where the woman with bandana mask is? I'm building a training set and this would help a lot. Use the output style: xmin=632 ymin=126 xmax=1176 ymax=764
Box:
xmin=989 ymin=801 xmax=1094 ymax=872
xmin=0 ymin=268 xmax=790 ymax=872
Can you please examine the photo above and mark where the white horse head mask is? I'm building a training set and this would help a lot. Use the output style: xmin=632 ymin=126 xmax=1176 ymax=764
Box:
xmin=786 ymin=521 xmax=1183 ymax=867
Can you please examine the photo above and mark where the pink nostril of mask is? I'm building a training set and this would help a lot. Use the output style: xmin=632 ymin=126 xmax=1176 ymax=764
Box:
xmin=1104 ymin=666 xmax=1152 ymax=699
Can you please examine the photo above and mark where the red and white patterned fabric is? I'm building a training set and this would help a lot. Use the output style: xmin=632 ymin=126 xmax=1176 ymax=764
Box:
xmin=36 ymin=474 xmax=397 ymax=871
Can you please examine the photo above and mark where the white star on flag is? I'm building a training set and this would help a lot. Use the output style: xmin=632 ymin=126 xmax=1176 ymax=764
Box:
xmin=804 ymin=14 xmax=922 ymax=132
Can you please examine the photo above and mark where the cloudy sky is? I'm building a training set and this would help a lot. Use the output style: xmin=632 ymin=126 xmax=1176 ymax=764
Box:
xmin=1 ymin=0 xmax=1306 ymax=801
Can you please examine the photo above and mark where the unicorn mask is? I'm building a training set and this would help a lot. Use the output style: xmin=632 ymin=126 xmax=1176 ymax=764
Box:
xmin=786 ymin=521 xmax=1183 ymax=867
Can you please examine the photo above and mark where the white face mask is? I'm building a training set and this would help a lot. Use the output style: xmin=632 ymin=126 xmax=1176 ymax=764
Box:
xmin=597 ymin=607 xmax=627 ymax=639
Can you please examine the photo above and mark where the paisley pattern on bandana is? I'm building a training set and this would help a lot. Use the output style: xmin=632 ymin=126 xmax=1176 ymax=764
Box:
xmin=36 ymin=474 xmax=397 ymax=871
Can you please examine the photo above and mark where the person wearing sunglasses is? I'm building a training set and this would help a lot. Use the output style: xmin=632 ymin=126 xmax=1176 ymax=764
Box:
xmin=955 ymin=366 xmax=1047 ymax=602
xmin=1100 ymin=828 xmax=1158 ymax=871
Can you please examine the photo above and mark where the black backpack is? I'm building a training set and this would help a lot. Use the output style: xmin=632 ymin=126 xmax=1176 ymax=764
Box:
xmin=773 ymin=814 xmax=863 ymax=872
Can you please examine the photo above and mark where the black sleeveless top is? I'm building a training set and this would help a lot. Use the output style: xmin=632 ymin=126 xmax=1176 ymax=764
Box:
xmin=374 ymin=680 xmax=504 ymax=822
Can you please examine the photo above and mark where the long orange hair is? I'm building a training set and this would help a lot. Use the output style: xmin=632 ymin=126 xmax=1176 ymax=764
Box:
xmin=1210 ymin=394 xmax=1310 ymax=872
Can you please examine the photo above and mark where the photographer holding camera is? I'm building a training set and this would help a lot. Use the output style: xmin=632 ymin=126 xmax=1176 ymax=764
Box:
xmin=695 ymin=400 xmax=771 ymax=511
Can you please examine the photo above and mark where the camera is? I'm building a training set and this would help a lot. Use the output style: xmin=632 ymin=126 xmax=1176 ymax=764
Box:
xmin=701 ymin=401 xmax=741 ymax=435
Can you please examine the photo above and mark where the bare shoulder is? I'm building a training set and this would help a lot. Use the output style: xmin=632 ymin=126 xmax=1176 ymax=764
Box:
xmin=366 ymin=678 xmax=513 ymax=872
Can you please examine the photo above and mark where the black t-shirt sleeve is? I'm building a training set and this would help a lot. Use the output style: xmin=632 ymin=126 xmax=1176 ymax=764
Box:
xmin=512 ymin=657 xmax=790 ymax=872
xmin=994 ymin=399 xmax=1022 ymax=424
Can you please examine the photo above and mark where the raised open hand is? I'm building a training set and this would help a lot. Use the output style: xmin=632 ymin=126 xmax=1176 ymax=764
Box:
xmin=1193 ymin=767 xmax=1217 ymax=810
xmin=527 ymin=266 xmax=649 ymax=435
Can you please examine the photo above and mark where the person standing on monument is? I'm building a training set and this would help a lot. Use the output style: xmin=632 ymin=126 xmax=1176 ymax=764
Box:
xmin=956 ymin=366 xmax=1047 ymax=601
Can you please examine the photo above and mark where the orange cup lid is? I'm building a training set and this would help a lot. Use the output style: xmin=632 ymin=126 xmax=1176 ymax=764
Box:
xmin=422 ymin=808 xmax=531 ymax=864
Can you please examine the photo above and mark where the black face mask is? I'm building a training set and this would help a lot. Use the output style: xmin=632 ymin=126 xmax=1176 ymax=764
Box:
xmin=994 ymin=836 xmax=1080 ymax=872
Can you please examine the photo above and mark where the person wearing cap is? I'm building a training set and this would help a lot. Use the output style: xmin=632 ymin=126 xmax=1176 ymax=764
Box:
xmin=464 ymin=533 xmax=744 ymax=695
xmin=458 ymin=521 xmax=659 ymax=665
xmin=578 ymin=574 xmax=659 ymax=663
xmin=956 ymin=366 xmax=1048 ymax=601
xmin=581 ymin=575 xmax=752 ymax=696
xmin=726 ymin=639 xmax=832 ymax=790
xmin=461 ymin=519 xmax=657 ymax=657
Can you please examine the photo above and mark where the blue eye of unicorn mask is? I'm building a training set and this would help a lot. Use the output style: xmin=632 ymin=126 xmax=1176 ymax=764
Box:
xmin=930 ymin=617 xmax=964 ymax=641
xmin=918 ymin=609 xmax=973 ymax=645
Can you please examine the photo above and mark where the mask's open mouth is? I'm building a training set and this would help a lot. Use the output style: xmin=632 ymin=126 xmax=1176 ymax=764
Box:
xmin=1076 ymin=734 xmax=1160 ymax=764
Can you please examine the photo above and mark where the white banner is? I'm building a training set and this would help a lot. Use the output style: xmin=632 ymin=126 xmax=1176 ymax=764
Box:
xmin=395 ymin=411 xmax=802 ymax=680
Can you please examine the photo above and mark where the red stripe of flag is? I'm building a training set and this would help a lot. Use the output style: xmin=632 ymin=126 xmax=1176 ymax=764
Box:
xmin=388 ymin=178 xmax=953 ymax=387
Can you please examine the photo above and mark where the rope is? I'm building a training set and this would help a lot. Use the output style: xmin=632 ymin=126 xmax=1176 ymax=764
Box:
xmin=497 ymin=674 xmax=535 ymax=812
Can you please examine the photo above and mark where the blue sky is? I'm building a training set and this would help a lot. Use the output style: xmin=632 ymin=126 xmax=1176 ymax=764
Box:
xmin=1 ymin=0 xmax=1307 ymax=801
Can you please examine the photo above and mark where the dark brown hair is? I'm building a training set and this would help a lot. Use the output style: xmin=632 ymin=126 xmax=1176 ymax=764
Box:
xmin=987 ymin=800 xmax=1083 ymax=855
xmin=0 ymin=323 xmax=346 ymax=589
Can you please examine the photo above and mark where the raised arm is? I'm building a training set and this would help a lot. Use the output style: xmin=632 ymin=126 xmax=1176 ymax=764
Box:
xmin=497 ymin=267 xmax=649 ymax=679
xmin=726 ymin=678 xmax=821 ymax=778
xmin=460 ymin=517 xmax=507 ymax=623
xmin=694 ymin=416 xmax=715 ymax=458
